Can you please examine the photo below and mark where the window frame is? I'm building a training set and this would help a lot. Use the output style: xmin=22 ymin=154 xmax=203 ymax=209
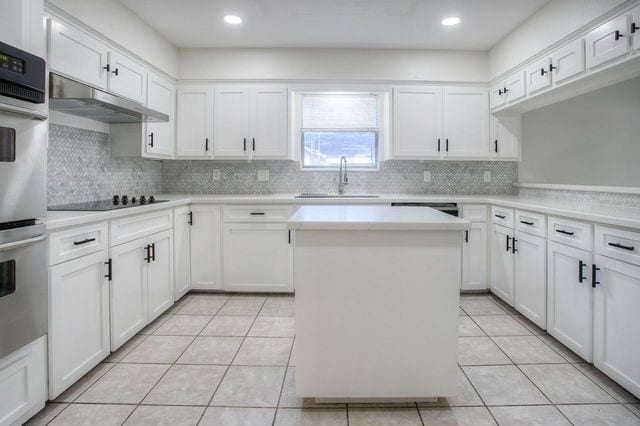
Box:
xmin=294 ymin=90 xmax=386 ymax=171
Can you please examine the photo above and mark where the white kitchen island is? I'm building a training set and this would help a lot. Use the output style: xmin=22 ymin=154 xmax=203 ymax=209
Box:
xmin=288 ymin=205 xmax=471 ymax=401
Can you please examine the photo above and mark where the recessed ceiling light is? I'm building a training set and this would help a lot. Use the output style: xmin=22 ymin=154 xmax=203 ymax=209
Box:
xmin=224 ymin=15 xmax=242 ymax=25
xmin=442 ymin=16 xmax=461 ymax=26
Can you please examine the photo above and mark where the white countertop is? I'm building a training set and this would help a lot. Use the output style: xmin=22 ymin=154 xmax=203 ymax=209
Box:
xmin=43 ymin=193 xmax=640 ymax=231
xmin=287 ymin=205 xmax=471 ymax=231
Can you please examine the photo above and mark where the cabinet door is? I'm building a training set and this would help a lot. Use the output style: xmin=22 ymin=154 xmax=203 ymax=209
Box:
xmin=1 ymin=0 xmax=44 ymax=56
xmin=214 ymin=85 xmax=250 ymax=157
xmin=547 ymin=242 xmax=593 ymax=361
xmin=49 ymin=251 xmax=110 ymax=398
xmin=491 ymin=224 xmax=515 ymax=306
xmin=632 ymin=5 xmax=640 ymax=51
xmin=585 ymin=14 xmax=630 ymax=69
xmin=514 ymin=231 xmax=547 ymax=329
xmin=190 ymin=205 xmax=222 ymax=290
xmin=490 ymin=114 xmax=520 ymax=160
xmin=593 ymin=255 xmax=640 ymax=398
xmin=443 ymin=87 xmax=489 ymax=158
xmin=107 ymin=51 xmax=147 ymax=104
xmin=110 ymin=239 xmax=148 ymax=350
xmin=249 ymin=86 xmax=289 ymax=158
xmin=505 ymin=70 xmax=526 ymax=103
xmin=48 ymin=18 xmax=109 ymax=89
xmin=145 ymin=73 xmax=175 ymax=158
xmin=392 ymin=86 xmax=442 ymax=158
xmin=550 ymin=38 xmax=585 ymax=85
xmin=462 ymin=222 xmax=488 ymax=291
xmin=490 ymin=82 xmax=506 ymax=109
xmin=224 ymin=223 xmax=293 ymax=293
xmin=525 ymin=57 xmax=552 ymax=95
xmin=174 ymin=207 xmax=191 ymax=301
xmin=147 ymin=230 xmax=174 ymax=322
xmin=176 ymin=85 xmax=213 ymax=158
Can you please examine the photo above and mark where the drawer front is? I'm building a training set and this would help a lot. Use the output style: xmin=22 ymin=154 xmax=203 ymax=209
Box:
xmin=49 ymin=222 xmax=108 ymax=266
xmin=110 ymin=209 xmax=173 ymax=246
xmin=548 ymin=216 xmax=592 ymax=251
xmin=595 ymin=225 xmax=640 ymax=266
xmin=491 ymin=206 xmax=514 ymax=228
xmin=462 ymin=204 xmax=487 ymax=222
xmin=515 ymin=210 xmax=547 ymax=237
xmin=223 ymin=205 xmax=295 ymax=223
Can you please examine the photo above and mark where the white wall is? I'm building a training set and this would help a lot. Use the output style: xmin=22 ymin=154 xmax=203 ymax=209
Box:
xmin=47 ymin=0 xmax=179 ymax=78
xmin=519 ymin=77 xmax=640 ymax=187
xmin=488 ymin=0 xmax=627 ymax=80
xmin=178 ymin=48 xmax=489 ymax=82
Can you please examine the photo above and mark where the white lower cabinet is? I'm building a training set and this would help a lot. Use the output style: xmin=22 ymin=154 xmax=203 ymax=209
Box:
xmin=223 ymin=223 xmax=293 ymax=292
xmin=49 ymin=251 xmax=110 ymax=398
xmin=547 ymin=241 xmax=593 ymax=361
xmin=174 ymin=207 xmax=191 ymax=300
xmin=593 ymin=254 xmax=640 ymax=398
xmin=491 ymin=223 xmax=515 ymax=305
xmin=190 ymin=205 xmax=222 ymax=290
xmin=0 ymin=336 xmax=47 ymax=426
xmin=462 ymin=222 xmax=488 ymax=291
xmin=514 ymin=231 xmax=547 ymax=328
xmin=147 ymin=230 xmax=174 ymax=322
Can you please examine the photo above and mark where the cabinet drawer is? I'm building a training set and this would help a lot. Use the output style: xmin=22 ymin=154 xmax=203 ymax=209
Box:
xmin=110 ymin=209 xmax=173 ymax=246
xmin=548 ymin=216 xmax=592 ymax=251
xmin=49 ymin=222 xmax=108 ymax=266
xmin=515 ymin=210 xmax=546 ymax=237
xmin=223 ymin=205 xmax=294 ymax=223
xmin=462 ymin=204 xmax=487 ymax=222
xmin=595 ymin=225 xmax=640 ymax=266
xmin=491 ymin=206 xmax=514 ymax=228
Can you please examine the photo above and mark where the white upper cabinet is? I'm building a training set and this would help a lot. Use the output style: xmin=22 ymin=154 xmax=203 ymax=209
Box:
xmin=490 ymin=83 xmax=506 ymax=109
xmin=249 ymin=86 xmax=289 ymax=158
xmin=505 ymin=70 xmax=526 ymax=103
xmin=632 ymin=4 xmax=640 ymax=51
xmin=393 ymin=86 xmax=442 ymax=158
xmin=585 ymin=14 xmax=630 ymax=69
xmin=214 ymin=86 xmax=251 ymax=158
xmin=145 ymin=72 xmax=175 ymax=158
xmin=442 ymin=87 xmax=489 ymax=158
xmin=525 ymin=57 xmax=552 ymax=95
xmin=107 ymin=51 xmax=147 ymax=104
xmin=1 ymin=0 xmax=44 ymax=56
xmin=550 ymin=39 xmax=586 ymax=85
xmin=48 ymin=18 xmax=109 ymax=90
xmin=490 ymin=114 xmax=520 ymax=160
xmin=176 ymin=85 xmax=214 ymax=158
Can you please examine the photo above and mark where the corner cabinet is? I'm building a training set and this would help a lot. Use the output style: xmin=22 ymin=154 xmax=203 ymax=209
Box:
xmin=189 ymin=205 xmax=223 ymax=290
xmin=491 ymin=223 xmax=515 ymax=305
xmin=461 ymin=205 xmax=488 ymax=291
xmin=176 ymin=85 xmax=214 ymax=158
xmin=145 ymin=72 xmax=176 ymax=158
xmin=174 ymin=206 xmax=191 ymax=300
xmin=490 ymin=114 xmax=520 ymax=160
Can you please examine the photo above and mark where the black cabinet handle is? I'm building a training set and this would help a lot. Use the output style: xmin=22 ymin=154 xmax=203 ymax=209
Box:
xmin=288 ymin=229 xmax=292 ymax=244
xmin=540 ymin=67 xmax=547 ymax=76
xmin=243 ymin=138 xmax=247 ymax=151
xmin=512 ymin=237 xmax=518 ymax=253
xmin=592 ymin=264 xmax=601 ymax=288
xmin=205 ymin=138 xmax=209 ymax=151
xmin=73 ymin=237 xmax=96 ymax=246
xmin=465 ymin=230 xmax=469 ymax=243
xmin=148 ymin=132 xmax=154 ymax=147
xmin=615 ymin=30 xmax=624 ymax=40
xmin=437 ymin=138 xmax=441 ymax=152
xmin=151 ymin=243 xmax=156 ymax=262
xmin=495 ymin=214 xmax=506 ymax=219
xmin=506 ymin=235 xmax=511 ymax=252
xmin=144 ymin=244 xmax=151 ymax=263
xmin=188 ymin=211 xmax=193 ymax=226
xmin=250 ymin=212 xmax=265 ymax=216
xmin=549 ymin=64 xmax=557 ymax=72
xmin=520 ymin=220 xmax=534 ymax=226
xmin=494 ymin=140 xmax=498 ymax=153
xmin=445 ymin=138 xmax=449 ymax=152
xmin=103 ymin=64 xmax=110 ymax=72
xmin=579 ymin=260 xmax=587 ymax=283
xmin=112 ymin=68 xmax=119 ymax=76
xmin=503 ymin=87 xmax=509 ymax=93
xmin=105 ymin=258 xmax=112 ymax=281
xmin=632 ymin=22 xmax=639 ymax=34
xmin=252 ymin=138 xmax=256 ymax=152
xmin=608 ymin=242 xmax=635 ymax=251
xmin=556 ymin=229 xmax=574 ymax=236
xmin=498 ymin=89 xmax=503 ymax=95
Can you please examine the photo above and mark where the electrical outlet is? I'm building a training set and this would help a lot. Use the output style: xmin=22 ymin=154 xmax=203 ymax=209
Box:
xmin=257 ymin=169 xmax=270 ymax=181
xmin=423 ymin=171 xmax=431 ymax=183
xmin=484 ymin=171 xmax=492 ymax=183
xmin=211 ymin=169 xmax=220 ymax=181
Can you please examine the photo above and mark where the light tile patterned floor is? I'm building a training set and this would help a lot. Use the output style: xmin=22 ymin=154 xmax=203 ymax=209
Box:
xmin=28 ymin=293 xmax=640 ymax=425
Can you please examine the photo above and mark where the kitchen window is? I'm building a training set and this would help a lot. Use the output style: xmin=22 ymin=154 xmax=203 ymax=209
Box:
xmin=298 ymin=93 xmax=380 ymax=169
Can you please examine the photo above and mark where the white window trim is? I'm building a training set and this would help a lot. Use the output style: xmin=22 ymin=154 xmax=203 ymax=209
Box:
xmin=291 ymin=89 xmax=390 ymax=171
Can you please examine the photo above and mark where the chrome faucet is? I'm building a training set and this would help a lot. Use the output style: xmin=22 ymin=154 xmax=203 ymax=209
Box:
xmin=338 ymin=156 xmax=348 ymax=195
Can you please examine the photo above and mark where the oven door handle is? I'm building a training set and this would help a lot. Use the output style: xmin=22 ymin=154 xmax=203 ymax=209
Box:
xmin=0 ymin=233 xmax=47 ymax=251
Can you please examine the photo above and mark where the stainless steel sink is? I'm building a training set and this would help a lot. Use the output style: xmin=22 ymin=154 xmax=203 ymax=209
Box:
xmin=295 ymin=193 xmax=381 ymax=199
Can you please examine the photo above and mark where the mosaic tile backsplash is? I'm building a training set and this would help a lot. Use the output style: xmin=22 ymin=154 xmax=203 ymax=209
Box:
xmin=161 ymin=160 xmax=518 ymax=195
xmin=48 ymin=124 xmax=161 ymax=206
xmin=518 ymin=188 xmax=640 ymax=209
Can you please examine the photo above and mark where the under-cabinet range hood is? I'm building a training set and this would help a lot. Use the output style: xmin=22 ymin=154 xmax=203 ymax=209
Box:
xmin=48 ymin=73 xmax=168 ymax=123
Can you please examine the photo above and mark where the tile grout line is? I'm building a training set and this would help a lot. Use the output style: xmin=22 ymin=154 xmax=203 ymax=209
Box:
xmin=273 ymin=334 xmax=296 ymax=425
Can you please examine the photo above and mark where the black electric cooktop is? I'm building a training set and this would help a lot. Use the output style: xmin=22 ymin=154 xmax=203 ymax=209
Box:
xmin=49 ymin=195 xmax=168 ymax=211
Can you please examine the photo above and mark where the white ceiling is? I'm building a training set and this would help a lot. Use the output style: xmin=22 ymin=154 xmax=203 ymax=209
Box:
xmin=118 ymin=0 xmax=550 ymax=50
